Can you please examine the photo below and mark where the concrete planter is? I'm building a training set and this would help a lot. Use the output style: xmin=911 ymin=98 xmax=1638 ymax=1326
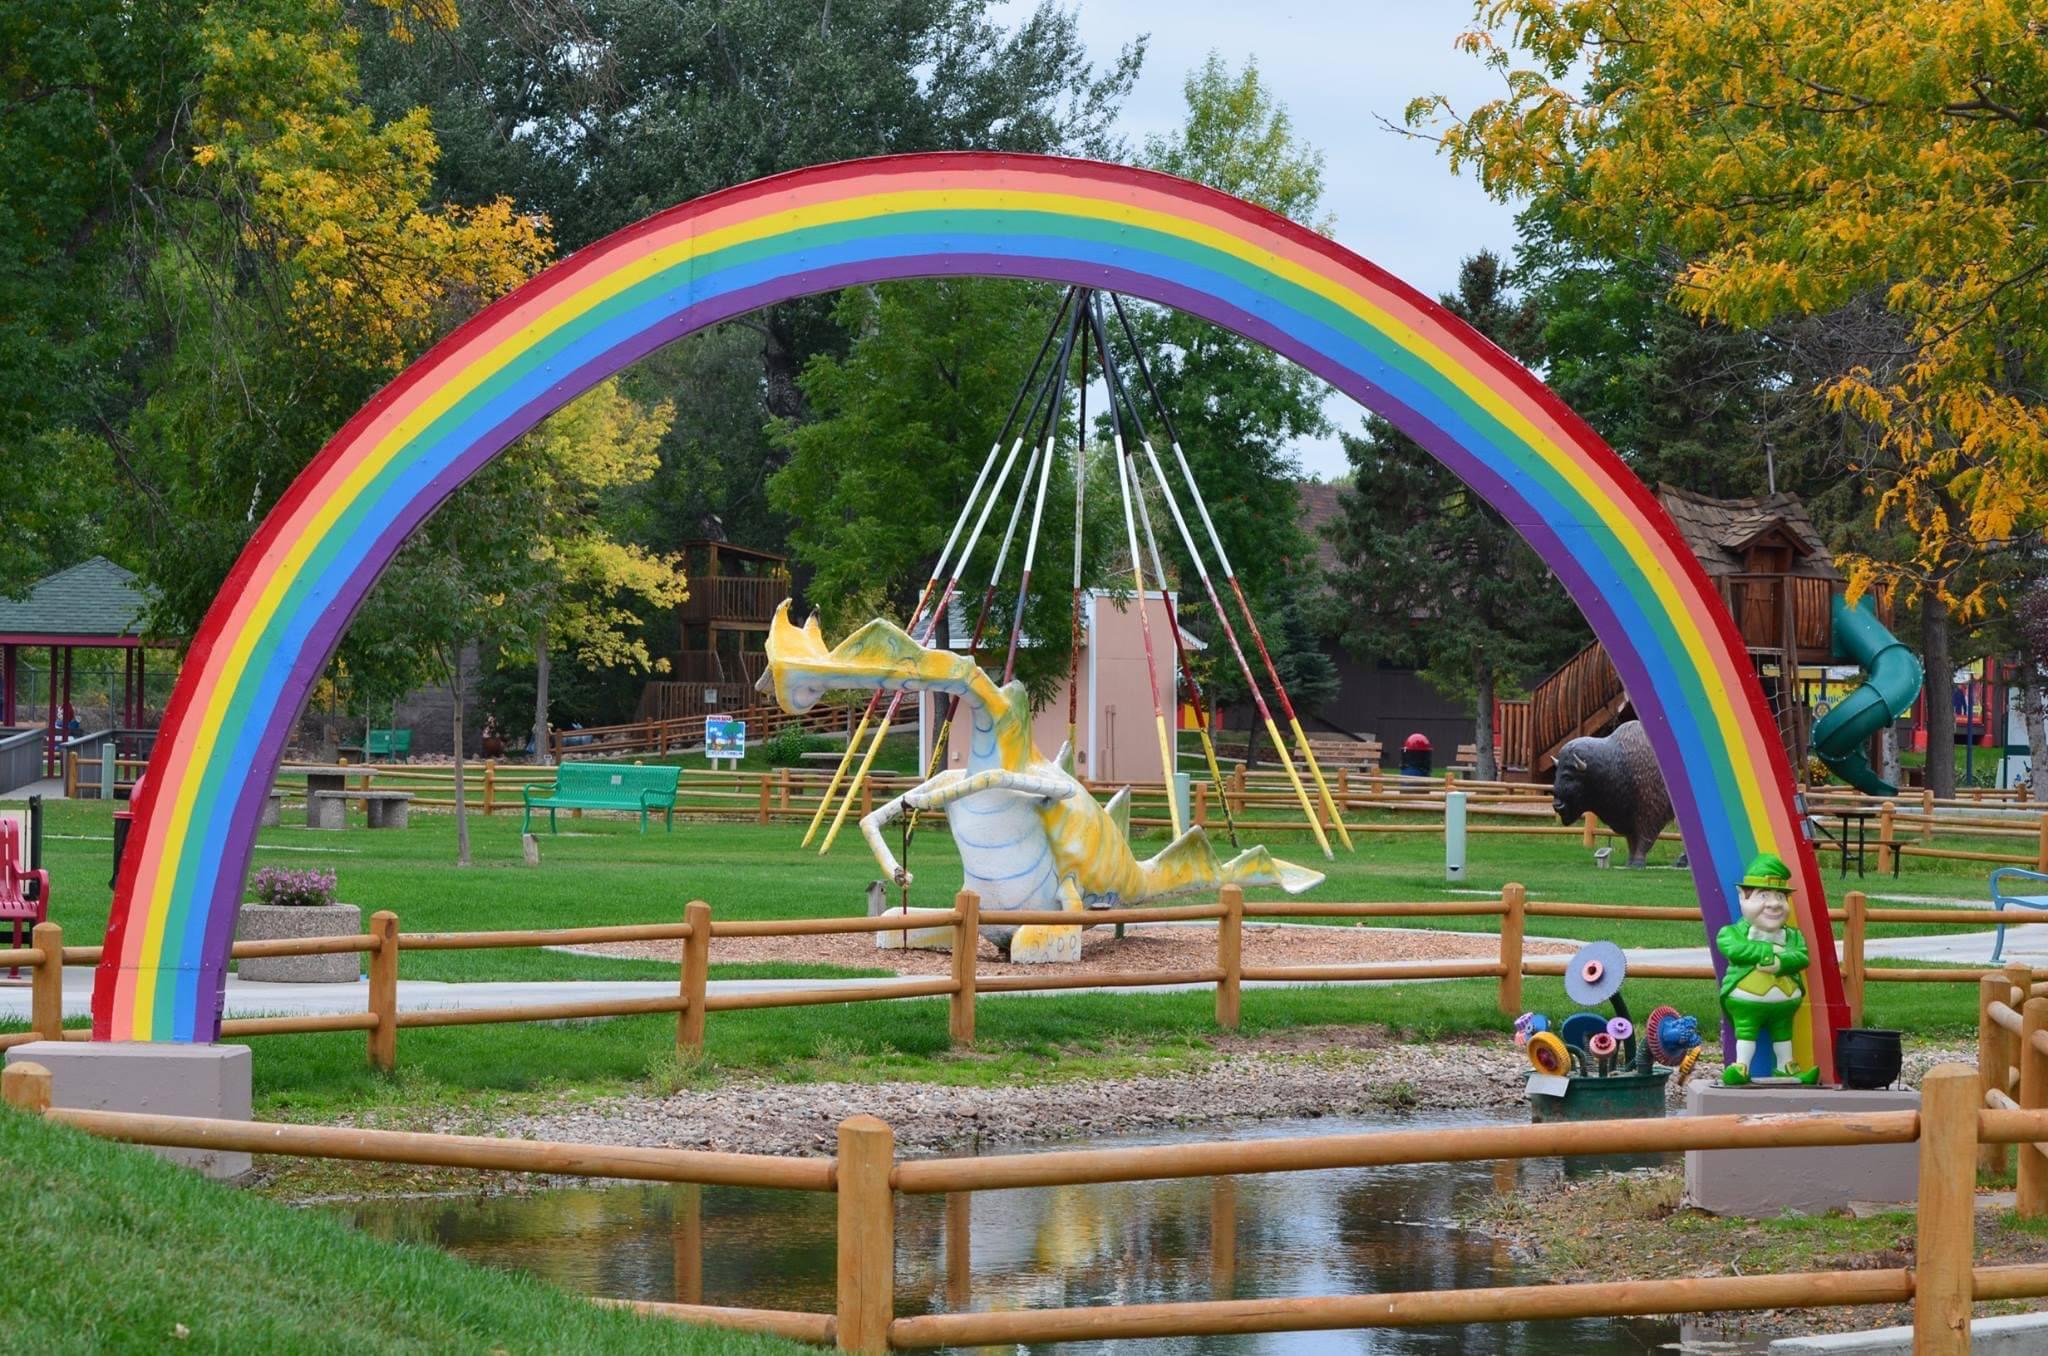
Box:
xmin=234 ymin=902 xmax=362 ymax=983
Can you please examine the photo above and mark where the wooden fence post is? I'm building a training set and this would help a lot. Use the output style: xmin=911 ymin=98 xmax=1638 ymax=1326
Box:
xmin=1337 ymin=766 xmax=1350 ymax=813
xmin=758 ymin=774 xmax=772 ymax=826
xmin=1842 ymin=891 xmax=1867 ymax=1028
xmin=1921 ymin=787 xmax=1935 ymax=843
xmin=835 ymin=1115 xmax=895 ymax=1354
xmin=779 ymin=768 xmax=792 ymax=812
xmin=2022 ymin=998 xmax=2048 ymax=1219
xmin=1582 ymin=814 xmax=1598 ymax=850
xmin=1914 ymin=1063 xmax=1978 ymax=1354
xmin=1878 ymin=801 xmax=1896 ymax=874
xmin=950 ymin=890 xmax=978 ymax=1047
xmin=1 ymin=1061 xmax=51 ymax=1114
xmin=483 ymin=760 xmax=496 ymax=816
xmin=1216 ymin=885 xmax=1243 ymax=1030
xmin=679 ymin=900 xmax=711 ymax=1053
xmin=1498 ymin=884 xmax=1526 ymax=1017
xmin=1194 ymin=781 xmax=1209 ymax=828
xmin=1231 ymin=765 xmax=1246 ymax=818
xmin=367 ymin=910 xmax=398 ymax=1072
xmin=1979 ymin=975 xmax=2011 ymax=1177
xmin=30 ymin=921 xmax=62 ymax=1042
xmin=2036 ymin=812 xmax=2048 ymax=873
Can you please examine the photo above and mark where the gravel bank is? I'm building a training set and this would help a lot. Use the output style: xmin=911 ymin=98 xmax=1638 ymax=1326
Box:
xmin=407 ymin=1038 xmax=1977 ymax=1164
xmin=428 ymin=1035 xmax=1558 ymax=1160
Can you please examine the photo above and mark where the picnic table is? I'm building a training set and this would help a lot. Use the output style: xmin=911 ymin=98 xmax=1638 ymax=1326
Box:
xmin=288 ymin=765 xmax=414 ymax=830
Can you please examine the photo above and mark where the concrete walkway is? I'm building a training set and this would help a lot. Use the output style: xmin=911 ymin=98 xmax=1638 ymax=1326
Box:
xmin=0 ymin=913 xmax=2023 ymax=1024
xmin=0 ymin=958 xmax=1505 ymax=1023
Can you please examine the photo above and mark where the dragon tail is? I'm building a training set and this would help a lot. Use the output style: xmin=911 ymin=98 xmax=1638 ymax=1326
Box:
xmin=1220 ymin=845 xmax=1324 ymax=895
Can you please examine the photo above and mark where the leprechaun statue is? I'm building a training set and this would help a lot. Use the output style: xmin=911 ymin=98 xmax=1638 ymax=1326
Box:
xmin=1717 ymin=852 xmax=1821 ymax=1086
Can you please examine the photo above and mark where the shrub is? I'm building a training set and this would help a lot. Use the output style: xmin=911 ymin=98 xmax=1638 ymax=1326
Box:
xmin=762 ymin=727 xmax=825 ymax=768
xmin=249 ymin=867 xmax=338 ymax=908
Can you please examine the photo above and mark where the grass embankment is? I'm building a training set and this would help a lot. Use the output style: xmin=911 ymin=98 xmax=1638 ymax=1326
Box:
xmin=5 ymin=793 xmax=2018 ymax=1121
xmin=1470 ymin=1168 xmax=2048 ymax=1338
xmin=0 ymin=1106 xmax=798 ymax=1354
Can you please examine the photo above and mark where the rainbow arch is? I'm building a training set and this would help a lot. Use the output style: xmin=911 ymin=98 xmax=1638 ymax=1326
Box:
xmin=93 ymin=153 xmax=1846 ymax=1074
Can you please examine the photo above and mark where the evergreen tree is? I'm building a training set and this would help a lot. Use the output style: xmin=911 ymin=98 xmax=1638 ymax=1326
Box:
xmin=1325 ymin=252 xmax=1585 ymax=779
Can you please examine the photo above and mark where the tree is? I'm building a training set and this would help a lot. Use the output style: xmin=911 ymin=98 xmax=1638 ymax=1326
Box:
xmin=1410 ymin=0 xmax=2048 ymax=795
xmin=359 ymin=0 xmax=1146 ymax=561
xmin=481 ymin=379 xmax=686 ymax=763
xmin=1103 ymin=55 xmax=1337 ymax=749
xmin=6 ymin=1 xmax=550 ymax=648
xmin=2019 ymin=586 xmax=2048 ymax=799
xmin=768 ymin=281 xmax=1118 ymax=705
xmin=1326 ymin=252 xmax=1586 ymax=779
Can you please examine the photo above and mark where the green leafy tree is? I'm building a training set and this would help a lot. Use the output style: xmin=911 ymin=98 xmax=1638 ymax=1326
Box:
xmin=1108 ymin=55 xmax=1335 ymax=746
xmin=359 ymin=0 xmax=1146 ymax=555
xmin=768 ymin=282 xmax=1119 ymax=705
xmin=1325 ymin=252 xmax=1585 ymax=779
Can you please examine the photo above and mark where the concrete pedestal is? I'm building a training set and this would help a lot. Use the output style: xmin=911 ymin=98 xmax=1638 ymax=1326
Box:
xmin=873 ymin=906 xmax=954 ymax=952
xmin=1683 ymin=1082 xmax=1919 ymax=1217
xmin=5 ymin=1041 xmax=253 ymax=1179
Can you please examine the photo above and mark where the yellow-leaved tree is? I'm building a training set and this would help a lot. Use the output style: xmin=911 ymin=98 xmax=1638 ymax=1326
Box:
xmin=493 ymin=379 xmax=688 ymax=763
xmin=1409 ymin=0 xmax=2048 ymax=794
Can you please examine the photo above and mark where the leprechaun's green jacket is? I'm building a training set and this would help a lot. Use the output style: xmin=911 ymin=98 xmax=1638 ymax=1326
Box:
xmin=1714 ymin=922 xmax=1809 ymax=1002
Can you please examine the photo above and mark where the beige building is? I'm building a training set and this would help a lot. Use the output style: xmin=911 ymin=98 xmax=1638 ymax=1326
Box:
xmin=918 ymin=589 xmax=1185 ymax=786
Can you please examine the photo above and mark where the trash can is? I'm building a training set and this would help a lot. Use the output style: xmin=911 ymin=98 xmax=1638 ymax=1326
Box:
xmin=1399 ymin=733 xmax=1433 ymax=778
xmin=111 ymin=771 xmax=144 ymax=888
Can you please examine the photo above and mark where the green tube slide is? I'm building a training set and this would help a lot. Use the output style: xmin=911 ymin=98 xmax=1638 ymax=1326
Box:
xmin=1810 ymin=593 xmax=1924 ymax=796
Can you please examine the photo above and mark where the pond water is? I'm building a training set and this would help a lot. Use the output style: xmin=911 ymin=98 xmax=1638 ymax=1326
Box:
xmin=336 ymin=1111 xmax=1685 ymax=1354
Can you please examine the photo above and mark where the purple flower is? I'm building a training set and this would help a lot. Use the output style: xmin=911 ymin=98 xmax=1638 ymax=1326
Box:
xmin=249 ymin=866 xmax=337 ymax=908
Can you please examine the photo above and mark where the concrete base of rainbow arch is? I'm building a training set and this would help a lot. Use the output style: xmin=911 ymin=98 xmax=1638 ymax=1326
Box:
xmin=5 ymin=1041 xmax=252 ymax=1180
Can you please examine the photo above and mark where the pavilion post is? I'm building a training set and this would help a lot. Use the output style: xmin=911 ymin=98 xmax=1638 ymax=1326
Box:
xmin=1 ymin=644 xmax=13 ymax=725
xmin=45 ymin=646 xmax=57 ymax=776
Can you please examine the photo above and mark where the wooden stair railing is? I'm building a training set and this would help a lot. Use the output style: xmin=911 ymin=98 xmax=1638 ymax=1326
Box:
xmin=1524 ymin=639 xmax=1628 ymax=778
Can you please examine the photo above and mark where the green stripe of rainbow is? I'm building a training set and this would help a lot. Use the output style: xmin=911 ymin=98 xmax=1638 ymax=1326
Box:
xmin=93 ymin=154 xmax=1843 ymax=1072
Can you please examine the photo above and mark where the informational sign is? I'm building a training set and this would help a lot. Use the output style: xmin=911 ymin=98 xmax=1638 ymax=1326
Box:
xmin=706 ymin=717 xmax=746 ymax=765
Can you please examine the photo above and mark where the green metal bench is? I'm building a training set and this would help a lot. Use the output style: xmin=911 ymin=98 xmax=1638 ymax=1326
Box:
xmin=521 ymin=762 xmax=681 ymax=834
xmin=340 ymin=729 xmax=412 ymax=764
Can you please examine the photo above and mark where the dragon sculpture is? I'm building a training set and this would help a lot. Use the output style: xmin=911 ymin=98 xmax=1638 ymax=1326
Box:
xmin=760 ymin=603 xmax=1323 ymax=962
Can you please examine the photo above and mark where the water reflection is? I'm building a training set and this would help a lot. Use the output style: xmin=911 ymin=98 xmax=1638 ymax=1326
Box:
xmin=336 ymin=1112 xmax=1678 ymax=1354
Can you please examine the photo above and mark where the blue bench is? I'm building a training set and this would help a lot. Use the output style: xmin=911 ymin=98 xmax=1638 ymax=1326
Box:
xmin=521 ymin=762 xmax=681 ymax=834
xmin=1989 ymin=868 xmax=2048 ymax=962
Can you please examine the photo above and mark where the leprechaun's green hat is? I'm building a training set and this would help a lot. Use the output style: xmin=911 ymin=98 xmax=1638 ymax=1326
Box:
xmin=1738 ymin=852 xmax=1793 ymax=892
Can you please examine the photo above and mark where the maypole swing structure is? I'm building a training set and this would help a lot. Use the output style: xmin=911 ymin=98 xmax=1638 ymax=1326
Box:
xmin=803 ymin=285 xmax=1349 ymax=863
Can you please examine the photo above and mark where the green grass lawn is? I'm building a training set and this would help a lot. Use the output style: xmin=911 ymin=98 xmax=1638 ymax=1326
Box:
xmin=7 ymin=789 xmax=2021 ymax=1118
xmin=0 ymin=1105 xmax=800 ymax=1354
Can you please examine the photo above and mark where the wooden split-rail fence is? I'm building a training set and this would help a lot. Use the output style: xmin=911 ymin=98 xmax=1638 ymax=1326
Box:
xmin=2 ymin=1055 xmax=2040 ymax=1352
xmin=245 ymin=760 xmax=2048 ymax=876
xmin=5 ymin=886 xmax=2047 ymax=1072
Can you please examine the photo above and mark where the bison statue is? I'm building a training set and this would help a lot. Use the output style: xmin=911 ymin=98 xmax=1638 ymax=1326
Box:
xmin=1550 ymin=720 xmax=1674 ymax=868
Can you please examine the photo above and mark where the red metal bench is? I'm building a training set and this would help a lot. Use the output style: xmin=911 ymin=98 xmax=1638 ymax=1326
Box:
xmin=0 ymin=818 xmax=48 ymax=978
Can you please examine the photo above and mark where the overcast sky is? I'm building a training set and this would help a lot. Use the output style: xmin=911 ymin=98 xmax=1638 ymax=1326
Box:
xmin=995 ymin=0 xmax=1525 ymax=478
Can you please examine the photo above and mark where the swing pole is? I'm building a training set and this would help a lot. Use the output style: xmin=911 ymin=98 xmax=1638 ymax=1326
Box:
xmin=1094 ymin=298 xmax=1182 ymax=837
xmin=1110 ymin=295 xmax=1350 ymax=853
xmin=1066 ymin=297 xmax=1090 ymax=763
xmin=1000 ymin=292 xmax=1083 ymax=686
xmin=819 ymin=299 xmax=1086 ymax=856
xmin=904 ymin=356 xmax=1066 ymax=852
xmin=1088 ymin=299 xmax=1239 ymax=847
xmin=802 ymin=288 xmax=1074 ymax=845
